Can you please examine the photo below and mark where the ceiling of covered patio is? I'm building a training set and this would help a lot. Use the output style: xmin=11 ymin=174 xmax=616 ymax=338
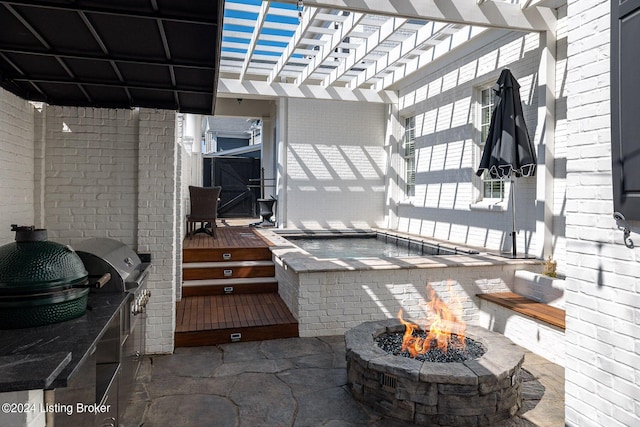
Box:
xmin=0 ymin=0 xmax=224 ymax=114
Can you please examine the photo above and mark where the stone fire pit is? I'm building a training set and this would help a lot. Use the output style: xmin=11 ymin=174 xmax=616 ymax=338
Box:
xmin=345 ymin=319 xmax=525 ymax=426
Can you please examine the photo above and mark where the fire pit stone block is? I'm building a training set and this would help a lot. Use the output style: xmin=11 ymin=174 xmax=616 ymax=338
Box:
xmin=420 ymin=362 xmax=479 ymax=385
xmin=345 ymin=319 xmax=525 ymax=426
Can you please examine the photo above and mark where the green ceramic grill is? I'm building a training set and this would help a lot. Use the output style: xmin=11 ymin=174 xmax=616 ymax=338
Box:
xmin=0 ymin=225 xmax=89 ymax=329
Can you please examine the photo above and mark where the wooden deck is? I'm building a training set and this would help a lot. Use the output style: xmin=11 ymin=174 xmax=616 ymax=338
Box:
xmin=176 ymin=224 xmax=299 ymax=347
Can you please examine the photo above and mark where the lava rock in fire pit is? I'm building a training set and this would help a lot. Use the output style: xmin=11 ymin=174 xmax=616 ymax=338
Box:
xmin=375 ymin=331 xmax=485 ymax=363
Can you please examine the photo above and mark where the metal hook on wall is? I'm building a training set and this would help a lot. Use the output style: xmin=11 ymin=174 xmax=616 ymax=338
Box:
xmin=613 ymin=212 xmax=634 ymax=248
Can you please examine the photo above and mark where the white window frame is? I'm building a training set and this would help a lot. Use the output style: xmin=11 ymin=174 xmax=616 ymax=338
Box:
xmin=402 ymin=115 xmax=416 ymax=198
xmin=471 ymin=85 xmax=508 ymax=211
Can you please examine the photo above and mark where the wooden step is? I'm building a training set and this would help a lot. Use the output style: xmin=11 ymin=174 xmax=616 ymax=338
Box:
xmin=182 ymin=277 xmax=279 ymax=296
xmin=182 ymin=260 xmax=275 ymax=280
xmin=175 ymin=293 xmax=299 ymax=347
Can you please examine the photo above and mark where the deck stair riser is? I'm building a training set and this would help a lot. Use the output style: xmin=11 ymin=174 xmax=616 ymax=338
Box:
xmin=183 ymin=247 xmax=272 ymax=263
xmin=182 ymin=261 xmax=275 ymax=280
xmin=176 ymin=324 xmax=299 ymax=347
xmin=182 ymin=277 xmax=279 ymax=296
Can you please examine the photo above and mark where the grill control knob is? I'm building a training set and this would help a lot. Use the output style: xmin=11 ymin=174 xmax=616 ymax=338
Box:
xmin=132 ymin=303 xmax=143 ymax=315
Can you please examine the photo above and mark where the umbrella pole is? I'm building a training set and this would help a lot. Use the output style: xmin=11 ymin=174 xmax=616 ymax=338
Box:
xmin=511 ymin=178 xmax=517 ymax=258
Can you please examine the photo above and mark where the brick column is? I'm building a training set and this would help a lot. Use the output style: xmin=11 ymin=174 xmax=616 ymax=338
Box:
xmin=137 ymin=108 xmax=178 ymax=354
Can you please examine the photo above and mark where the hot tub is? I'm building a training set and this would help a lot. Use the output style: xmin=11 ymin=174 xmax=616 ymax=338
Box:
xmin=281 ymin=231 xmax=479 ymax=259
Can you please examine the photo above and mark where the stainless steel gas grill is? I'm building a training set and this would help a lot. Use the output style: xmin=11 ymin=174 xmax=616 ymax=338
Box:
xmin=53 ymin=237 xmax=152 ymax=427
xmin=74 ymin=237 xmax=152 ymax=330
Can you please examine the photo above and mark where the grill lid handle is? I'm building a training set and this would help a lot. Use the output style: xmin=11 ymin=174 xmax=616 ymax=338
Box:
xmin=94 ymin=273 xmax=111 ymax=289
xmin=11 ymin=225 xmax=48 ymax=242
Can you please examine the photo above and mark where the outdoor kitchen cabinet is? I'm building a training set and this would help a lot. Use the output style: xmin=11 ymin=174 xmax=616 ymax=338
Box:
xmin=49 ymin=347 xmax=97 ymax=427
xmin=94 ymin=304 xmax=121 ymax=427
xmin=119 ymin=290 xmax=146 ymax=423
xmin=51 ymin=304 xmax=121 ymax=427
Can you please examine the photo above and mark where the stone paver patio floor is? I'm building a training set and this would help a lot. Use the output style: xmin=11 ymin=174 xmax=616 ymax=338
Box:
xmin=122 ymin=336 xmax=564 ymax=427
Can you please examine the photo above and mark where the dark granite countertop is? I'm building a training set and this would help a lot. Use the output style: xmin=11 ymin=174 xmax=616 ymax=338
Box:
xmin=0 ymin=292 xmax=129 ymax=392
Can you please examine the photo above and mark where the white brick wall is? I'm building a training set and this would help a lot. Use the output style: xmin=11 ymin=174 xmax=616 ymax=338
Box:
xmin=0 ymin=89 xmax=35 ymax=244
xmin=284 ymin=98 xmax=387 ymax=229
xmin=42 ymin=106 xmax=138 ymax=247
xmin=564 ymin=1 xmax=640 ymax=426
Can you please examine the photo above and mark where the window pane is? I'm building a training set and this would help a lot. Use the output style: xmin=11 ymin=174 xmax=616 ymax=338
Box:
xmin=480 ymin=89 xmax=494 ymax=143
xmin=483 ymin=175 xmax=505 ymax=199
xmin=404 ymin=116 xmax=416 ymax=196
xmin=479 ymin=88 xmax=502 ymax=199
xmin=405 ymin=141 xmax=415 ymax=157
xmin=482 ymin=88 xmax=494 ymax=106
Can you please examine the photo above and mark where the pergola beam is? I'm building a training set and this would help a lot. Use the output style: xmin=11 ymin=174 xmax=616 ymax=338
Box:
xmin=276 ymin=0 xmax=556 ymax=32
xmin=240 ymin=1 xmax=270 ymax=81
xmin=218 ymin=77 xmax=397 ymax=103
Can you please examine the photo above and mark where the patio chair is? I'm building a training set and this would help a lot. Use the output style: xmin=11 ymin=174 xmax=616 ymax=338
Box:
xmin=186 ymin=186 xmax=222 ymax=239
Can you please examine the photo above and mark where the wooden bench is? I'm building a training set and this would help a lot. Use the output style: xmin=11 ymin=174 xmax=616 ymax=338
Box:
xmin=476 ymin=292 xmax=566 ymax=330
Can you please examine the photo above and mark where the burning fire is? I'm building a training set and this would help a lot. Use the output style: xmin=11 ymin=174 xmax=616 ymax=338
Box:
xmin=398 ymin=283 xmax=466 ymax=357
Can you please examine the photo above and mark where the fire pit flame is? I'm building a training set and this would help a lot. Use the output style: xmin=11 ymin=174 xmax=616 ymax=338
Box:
xmin=398 ymin=283 xmax=466 ymax=356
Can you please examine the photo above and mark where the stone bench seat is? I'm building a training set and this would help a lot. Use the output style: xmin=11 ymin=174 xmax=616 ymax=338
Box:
xmin=477 ymin=292 xmax=566 ymax=330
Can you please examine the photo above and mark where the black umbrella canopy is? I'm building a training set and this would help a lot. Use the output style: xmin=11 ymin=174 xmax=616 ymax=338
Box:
xmin=476 ymin=69 xmax=537 ymax=258
xmin=476 ymin=69 xmax=536 ymax=179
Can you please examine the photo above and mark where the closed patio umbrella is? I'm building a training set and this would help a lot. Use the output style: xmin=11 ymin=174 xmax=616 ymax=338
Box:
xmin=476 ymin=69 xmax=536 ymax=258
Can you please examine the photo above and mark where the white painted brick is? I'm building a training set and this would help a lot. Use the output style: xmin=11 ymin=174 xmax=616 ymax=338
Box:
xmin=42 ymin=108 xmax=139 ymax=247
xmin=0 ymin=89 xmax=36 ymax=244
xmin=285 ymin=99 xmax=386 ymax=229
xmin=277 ymin=255 xmax=527 ymax=338
xmin=563 ymin=0 xmax=639 ymax=412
